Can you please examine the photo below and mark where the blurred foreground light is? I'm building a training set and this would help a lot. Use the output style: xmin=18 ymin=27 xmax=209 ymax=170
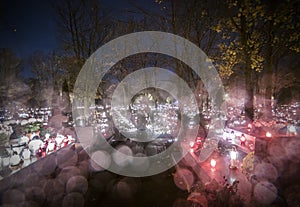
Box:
xmin=189 ymin=141 xmax=194 ymax=148
xmin=90 ymin=150 xmax=111 ymax=171
xmin=230 ymin=150 xmax=237 ymax=160
xmin=210 ymin=158 xmax=216 ymax=168
xmin=230 ymin=147 xmax=238 ymax=169
xmin=266 ymin=132 xmax=272 ymax=138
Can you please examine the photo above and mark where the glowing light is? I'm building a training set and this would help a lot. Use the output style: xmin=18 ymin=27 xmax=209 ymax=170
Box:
xmin=210 ymin=159 xmax=216 ymax=168
xmin=288 ymin=125 xmax=297 ymax=136
xmin=266 ymin=132 xmax=272 ymax=138
xmin=189 ymin=141 xmax=195 ymax=148
xmin=230 ymin=147 xmax=238 ymax=169
xmin=230 ymin=150 xmax=237 ymax=160
xmin=247 ymin=123 xmax=252 ymax=128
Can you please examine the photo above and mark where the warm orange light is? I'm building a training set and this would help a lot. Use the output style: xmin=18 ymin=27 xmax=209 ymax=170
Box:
xmin=210 ymin=159 xmax=216 ymax=168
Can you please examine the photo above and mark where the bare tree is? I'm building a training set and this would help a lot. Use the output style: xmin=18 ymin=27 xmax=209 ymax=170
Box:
xmin=0 ymin=48 xmax=30 ymax=108
xmin=30 ymin=51 xmax=64 ymax=86
xmin=29 ymin=51 xmax=65 ymax=107
xmin=258 ymin=0 xmax=300 ymax=118
xmin=52 ymin=0 xmax=113 ymax=60
xmin=51 ymin=0 xmax=117 ymax=103
xmin=129 ymin=0 xmax=222 ymax=112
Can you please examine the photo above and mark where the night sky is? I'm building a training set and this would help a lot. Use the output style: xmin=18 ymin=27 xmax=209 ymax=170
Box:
xmin=0 ymin=0 xmax=58 ymax=60
xmin=0 ymin=0 xmax=158 ymax=78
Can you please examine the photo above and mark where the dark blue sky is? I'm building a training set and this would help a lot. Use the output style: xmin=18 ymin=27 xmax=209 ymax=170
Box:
xmin=0 ymin=0 xmax=159 ymax=78
xmin=0 ymin=0 xmax=58 ymax=58
xmin=0 ymin=0 xmax=59 ymax=78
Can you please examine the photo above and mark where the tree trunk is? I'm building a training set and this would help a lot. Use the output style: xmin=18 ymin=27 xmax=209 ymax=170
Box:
xmin=263 ymin=13 xmax=275 ymax=121
xmin=244 ymin=68 xmax=254 ymax=121
xmin=240 ymin=6 xmax=254 ymax=121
